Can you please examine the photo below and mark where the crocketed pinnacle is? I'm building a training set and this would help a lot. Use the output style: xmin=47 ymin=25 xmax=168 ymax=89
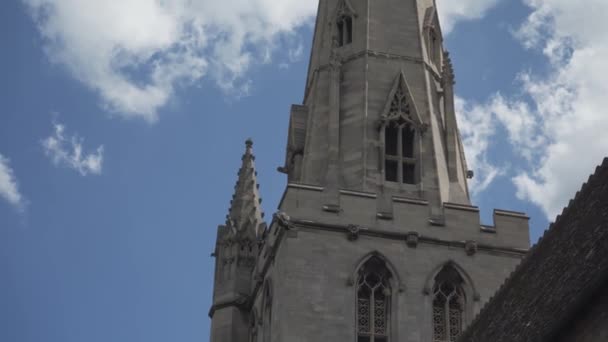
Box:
xmin=226 ymin=139 xmax=265 ymax=238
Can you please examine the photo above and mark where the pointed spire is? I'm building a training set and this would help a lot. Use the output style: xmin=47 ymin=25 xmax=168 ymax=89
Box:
xmin=226 ymin=139 xmax=265 ymax=238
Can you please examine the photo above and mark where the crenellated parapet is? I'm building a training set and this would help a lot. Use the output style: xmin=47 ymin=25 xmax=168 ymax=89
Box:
xmin=277 ymin=183 xmax=530 ymax=253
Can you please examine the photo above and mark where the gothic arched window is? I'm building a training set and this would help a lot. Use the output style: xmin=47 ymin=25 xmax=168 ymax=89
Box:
xmin=384 ymin=86 xmax=416 ymax=184
xmin=432 ymin=266 xmax=465 ymax=342
xmin=337 ymin=14 xmax=353 ymax=46
xmin=357 ymin=256 xmax=392 ymax=342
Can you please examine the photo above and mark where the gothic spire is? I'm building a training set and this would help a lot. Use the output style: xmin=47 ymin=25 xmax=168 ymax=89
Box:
xmin=226 ymin=139 xmax=265 ymax=238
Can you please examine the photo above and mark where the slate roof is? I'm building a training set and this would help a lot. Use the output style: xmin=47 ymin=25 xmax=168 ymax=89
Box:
xmin=458 ymin=157 xmax=608 ymax=342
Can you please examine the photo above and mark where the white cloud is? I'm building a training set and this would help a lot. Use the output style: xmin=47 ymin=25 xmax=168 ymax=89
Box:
xmin=437 ymin=0 xmax=502 ymax=34
xmin=456 ymin=1 xmax=608 ymax=220
xmin=42 ymin=121 xmax=104 ymax=176
xmin=22 ymin=0 xmax=318 ymax=121
xmin=23 ymin=0 xmax=502 ymax=121
xmin=456 ymin=96 xmax=502 ymax=196
xmin=0 ymin=154 xmax=24 ymax=209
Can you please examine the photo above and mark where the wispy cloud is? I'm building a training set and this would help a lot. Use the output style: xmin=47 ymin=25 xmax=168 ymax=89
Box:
xmin=42 ymin=121 xmax=104 ymax=176
xmin=22 ymin=0 xmax=318 ymax=121
xmin=455 ymin=0 xmax=608 ymax=220
xmin=509 ymin=0 xmax=608 ymax=219
xmin=438 ymin=0 xmax=502 ymax=34
xmin=0 ymin=153 xmax=24 ymax=209
xmin=22 ymin=0 xmax=500 ymax=122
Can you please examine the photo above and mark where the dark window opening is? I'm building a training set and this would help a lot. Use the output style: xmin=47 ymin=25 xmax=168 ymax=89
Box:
xmin=385 ymin=160 xmax=398 ymax=183
xmin=384 ymin=122 xmax=416 ymax=184
xmin=402 ymin=125 xmax=415 ymax=158
xmin=337 ymin=15 xmax=353 ymax=47
xmin=385 ymin=124 xmax=399 ymax=156
xmin=403 ymin=163 xmax=415 ymax=185
xmin=337 ymin=20 xmax=344 ymax=46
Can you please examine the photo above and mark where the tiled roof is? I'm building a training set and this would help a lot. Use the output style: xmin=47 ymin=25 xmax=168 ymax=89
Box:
xmin=458 ymin=158 xmax=608 ymax=342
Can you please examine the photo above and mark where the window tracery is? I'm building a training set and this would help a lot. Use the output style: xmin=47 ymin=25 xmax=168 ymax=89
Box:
xmin=357 ymin=256 xmax=391 ymax=342
xmin=432 ymin=266 xmax=465 ymax=342
xmin=335 ymin=0 xmax=354 ymax=46
xmin=384 ymin=85 xmax=416 ymax=184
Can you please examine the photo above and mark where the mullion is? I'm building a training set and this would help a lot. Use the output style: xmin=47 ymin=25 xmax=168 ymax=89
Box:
xmin=397 ymin=125 xmax=404 ymax=184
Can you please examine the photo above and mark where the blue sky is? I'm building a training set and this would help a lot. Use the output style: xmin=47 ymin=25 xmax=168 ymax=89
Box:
xmin=2 ymin=1 xmax=607 ymax=341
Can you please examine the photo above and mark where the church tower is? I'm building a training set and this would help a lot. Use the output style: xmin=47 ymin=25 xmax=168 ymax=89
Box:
xmin=210 ymin=1 xmax=531 ymax=341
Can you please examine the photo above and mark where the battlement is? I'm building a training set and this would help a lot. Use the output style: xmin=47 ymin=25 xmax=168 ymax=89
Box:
xmin=277 ymin=183 xmax=530 ymax=251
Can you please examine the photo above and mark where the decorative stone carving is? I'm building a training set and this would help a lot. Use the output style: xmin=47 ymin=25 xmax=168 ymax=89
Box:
xmin=273 ymin=211 xmax=291 ymax=229
xmin=406 ymin=232 xmax=419 ymax=248
xmin=347 ymin=225 xmax=361 ymax=241
xmin=465 ymin=240 xmax=478 ymax=256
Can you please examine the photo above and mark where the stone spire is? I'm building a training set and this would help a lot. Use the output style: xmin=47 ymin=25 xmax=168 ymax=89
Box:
xmin=226 ymin=138 xmax=265 ymax=238
xmin=282 ymin=0 xmax=472 ymax=210
xmin=209 ymin=139 xmax=265 ymax=342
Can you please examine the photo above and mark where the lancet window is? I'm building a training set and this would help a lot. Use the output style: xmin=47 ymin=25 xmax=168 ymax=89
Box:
xmin=337 ymin=14 xmax=353 ymax=46
xmin=432 ymin=266 xmax=465 ymax=342
xmin=384 ymin=85 xmax=416 ymax=184
xmin=357 ymin=256 xmax=392 ymax=342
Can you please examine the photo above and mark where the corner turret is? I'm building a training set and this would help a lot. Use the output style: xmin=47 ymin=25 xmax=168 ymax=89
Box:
xmin=209 ymin=139 xmax=266 ymax=342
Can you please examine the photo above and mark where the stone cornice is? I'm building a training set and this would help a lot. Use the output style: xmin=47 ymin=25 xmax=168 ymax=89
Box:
xmin=289 ymin=218 xmax=529 ymax=257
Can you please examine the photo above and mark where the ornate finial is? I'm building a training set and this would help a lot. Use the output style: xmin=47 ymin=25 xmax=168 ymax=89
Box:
xmin=243 ymin=138 xmax=255 ymax=159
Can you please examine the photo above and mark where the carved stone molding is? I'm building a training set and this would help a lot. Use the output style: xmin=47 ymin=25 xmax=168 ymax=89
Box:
xmin=406 ymin=232 xmax=420 ymax=248
xmin=465 ymin=240 xmax=478 ymax=256
xmin=347 ymin=225 xmax=361 ymax=241
xmin=273 ymin=211 xmax=292 ymax=229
